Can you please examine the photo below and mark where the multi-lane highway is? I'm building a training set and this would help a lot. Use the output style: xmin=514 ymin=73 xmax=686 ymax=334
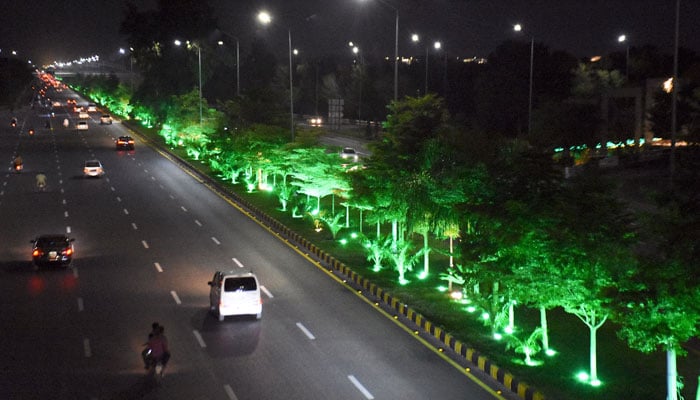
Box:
xmin=0 ymin=83 xmax=513 ymax=400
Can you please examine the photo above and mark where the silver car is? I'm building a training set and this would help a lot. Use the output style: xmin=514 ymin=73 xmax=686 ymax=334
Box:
xmin=83 ymin=160 xmax=104 ymax=177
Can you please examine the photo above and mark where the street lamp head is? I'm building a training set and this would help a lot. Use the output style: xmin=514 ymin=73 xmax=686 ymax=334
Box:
xmin=293 ymin=48 xmax=299 ymax=55
xmin=257 ymin=11 xmax=272 ymax=25
xmin=119 ymin=48 xmax=126 ymax=54
xmin=411 ymin=33 xmax=419 ymax=42
xmin=514 ymin=23 xmax=523 ymax=32
xmin=434 ymin=41 xmax=442 ymax=50
xmin=217 ymin=40 xmax=224 ymax=46
xmin=352 ymin=46 xmax=359 ymax=54
xmin=174 ymin=39 xmax=182 ymax=46
xmin=618 ymin=34 xmax=627 ymax=43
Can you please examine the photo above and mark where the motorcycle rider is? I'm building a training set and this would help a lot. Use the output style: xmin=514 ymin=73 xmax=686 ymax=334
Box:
xmin=35 ymin=172 xmax=47 ymax=190
xmin=144 ymin=326 xmax=169 ymax=374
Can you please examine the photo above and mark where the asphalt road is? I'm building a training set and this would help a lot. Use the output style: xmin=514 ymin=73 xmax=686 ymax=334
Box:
xmin=0 ymin=84 xmax=512 ymax=400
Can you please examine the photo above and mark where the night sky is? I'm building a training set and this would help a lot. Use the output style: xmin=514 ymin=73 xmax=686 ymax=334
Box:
xmin=2 ymin=0 xmax=699 ymax=66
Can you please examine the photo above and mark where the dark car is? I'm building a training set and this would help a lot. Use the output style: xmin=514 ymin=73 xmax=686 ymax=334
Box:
xmin=116 ymin=136 xmax=134 ymax=150
xmin=31 ymin=235 xmax=75 ymax=266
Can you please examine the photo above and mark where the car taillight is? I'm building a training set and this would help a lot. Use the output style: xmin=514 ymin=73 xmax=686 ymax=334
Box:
xmin=64 ymin=248 xmax=73 ymax=256
xmin=32 ymin=249 xmax=41 ymax=257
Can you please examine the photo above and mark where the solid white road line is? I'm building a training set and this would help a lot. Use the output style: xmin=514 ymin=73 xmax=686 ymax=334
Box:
xmin=170 ymin=291 xmax=181 ymax=304
xmin=193 ymin=330 xmax=206 ymax=348
xmin=211 ymin=237 xmax=220 ymax=245
xmin=232 ymin=258 xmax=244 ymax=268
xmin=296 ymin=322 xmax=316 ymax=340
xmin=223 ymin=384 xmax=239 ymax=400
xmin=348 ymin=375 xmax=374 ymax=399
xmin=260 ymin=286 xmax=274 ymax=299
xmin=154 ymin=262 xmax=163 ymax=272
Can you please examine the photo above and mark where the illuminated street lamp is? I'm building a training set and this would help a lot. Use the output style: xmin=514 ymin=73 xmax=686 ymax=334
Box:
xmin=174 ymin=39 xmax=203 ymax=126
xmin=257 ymin=10 xmax=296 ymax=142
xmin=514 ymin=23 xmax=534 ymax=137
xmin=349 ymin=42 xmax=365 ymax=121
xmin=358 ymin=0 xmax=398 ymax=101
xmin=217 ymin=33 xmax=241 ymax=97
xmin=617 ymin=34 xmax=629 ymax=79
xmin=119 ymin=47 xmax=135 ymax=92
xmin=411 ymin=33 xmax=441 ymax=95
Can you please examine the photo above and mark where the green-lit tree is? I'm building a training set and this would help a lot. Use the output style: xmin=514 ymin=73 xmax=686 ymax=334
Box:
xmin=615 ymin=148 xmax=700 ymax=400
xmin=548 ymin=171 xmax=637 ymax=386
xmin=289 ymin=148 xmax=350 ymax=215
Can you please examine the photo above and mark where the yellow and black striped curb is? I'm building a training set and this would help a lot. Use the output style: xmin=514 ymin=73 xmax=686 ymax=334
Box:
xmin=200 ymin=185 xmax=546 ymax=400
xmin=128 ymin=125 xmax=546 ymax=400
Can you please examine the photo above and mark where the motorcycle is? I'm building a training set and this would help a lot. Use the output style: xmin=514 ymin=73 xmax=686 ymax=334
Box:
xmin=11 ymin=118 xmax=17 ymax=127
xmin=142 ymin=347 xmax=165 ymax=380
xmin=63 ymin=119 xmax=69 ymax=128
xmin=28 ymin=128 xmax=35 ymax=136
xmin=14 ymin=163 xmax=23 ymax=173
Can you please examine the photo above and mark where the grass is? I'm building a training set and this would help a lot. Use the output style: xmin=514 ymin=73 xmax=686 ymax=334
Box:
xmin=130 ymin=122 xmax=700 ymax=400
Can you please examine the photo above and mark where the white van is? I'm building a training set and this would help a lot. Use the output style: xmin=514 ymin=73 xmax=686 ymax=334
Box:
xmin=208 ymin=271 xmax=262 ymax=321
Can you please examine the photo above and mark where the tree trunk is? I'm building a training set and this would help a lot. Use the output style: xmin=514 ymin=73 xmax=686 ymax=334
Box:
xmin=540 ymin=307 xmax=550 ymax=352
xmin=491 ymin=282 xmax=499 ymax=334
xmin=508 ymin=300 xmax=515 ymax=332
xmin=668 ymin=348 xmax=678 ymax=400
xmin=391 ymin=220 xmax=398 ymax=252
xmin=590 ymin=323 xmax=599 ymax=383
xmin=423 ymin=232 xmax=429 ymax=276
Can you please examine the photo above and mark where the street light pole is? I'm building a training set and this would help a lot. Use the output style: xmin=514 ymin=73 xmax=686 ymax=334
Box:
xmin=618 ymin=34 xmax=629 ymax=79
xmin=217 ymin=33 xmax=241 ymax=97
xmin=514 ymin=24 xmax=534 ymax=137
xmin=174 ymin=39 xmax=203 ymax=127
xmin=257 ymin=10 xmax=295 ymax=142
xmin=393 ymin=8 xmax=398 ymax=102
xmin=198 ymin=44 xmax=203 ymax=126
xmin=528 ymin=36 xmax=534 ymax=137
xmin=288 ymin=29 xmax=295 ymax=142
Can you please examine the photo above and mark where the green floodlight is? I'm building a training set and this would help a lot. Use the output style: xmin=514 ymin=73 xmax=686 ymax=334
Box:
xmin=545 ymin=349 xmax=557 ymax=356
xmin=481 ymin=312 xmax=490 ymax=320
xmin=310 ymin=208 xmax=320 ymax=216
xmin=339 ymin=238 xmax=348 ymax=245
xmin=417 ymin=271 xmax=428 ymax=280
xmin=465 ymin=306 xmax=476 ymax=313
xmin=350 ymin=232 xmax=358 ymax=239
xmin=576 ymin=371 xmax=589 ymax=382
xmin=504 ymin=326 xmax=514 ymax=334
xmin=437 ymin=285 xmax=448 ymax=292
xmin=493 ymin=333 xmax=503 ymax=340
